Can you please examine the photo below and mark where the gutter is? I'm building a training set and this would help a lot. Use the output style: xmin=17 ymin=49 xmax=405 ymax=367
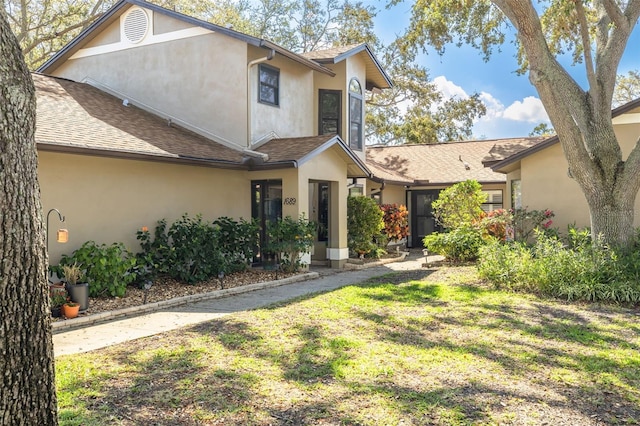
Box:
xmin=247 ymin=48 xmax=275 ymax=148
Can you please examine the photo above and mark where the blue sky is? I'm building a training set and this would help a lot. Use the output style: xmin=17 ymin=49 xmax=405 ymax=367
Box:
xmin=368 ymin=1 xmax=640 ymax=140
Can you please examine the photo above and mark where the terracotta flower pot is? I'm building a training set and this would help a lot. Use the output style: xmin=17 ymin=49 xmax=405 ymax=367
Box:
xmin=62 ymin=303 xmax=80 ymax=319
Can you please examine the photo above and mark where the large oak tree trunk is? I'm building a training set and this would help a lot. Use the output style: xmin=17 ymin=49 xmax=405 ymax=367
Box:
xmin=0 ymin=7 xmax=58 ymax=425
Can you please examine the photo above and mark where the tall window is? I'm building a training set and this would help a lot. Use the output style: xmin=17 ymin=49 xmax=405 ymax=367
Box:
xmin=511 ymin=180 xmax=522 ymax=209
xmin=319 ymin=90 xmax=341 ymax=136
xmin=259 ymin=64 xmax=279 ymax=106
xmin=349 ymin=78 xmax=363 ymax=150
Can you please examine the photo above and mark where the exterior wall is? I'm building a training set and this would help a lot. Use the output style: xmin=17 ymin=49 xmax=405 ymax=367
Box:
xmin=519 ymin=121 xmax=640 ymax=232
xmin=51 ymin=7 xmax=249 ymax=147
xmin=39 ymin=151 xmax=250 ymax=265
xmin=299 ymin=148 xmax=350 ymax=267
xmin=249 ymin=46 xmax=315 ymax=143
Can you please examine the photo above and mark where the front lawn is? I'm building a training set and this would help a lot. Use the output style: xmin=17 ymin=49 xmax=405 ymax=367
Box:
xmin=56 ymin=266 xmax=640 ymax=425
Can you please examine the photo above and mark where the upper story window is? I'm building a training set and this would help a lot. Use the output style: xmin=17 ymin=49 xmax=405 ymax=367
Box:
xmin=319 ymin=89 xmax=341 ymax=136
xmin=259 ymin=64 xmax=279 ymax=106
xmin=349 ymin=78 xmax=363 ymax=150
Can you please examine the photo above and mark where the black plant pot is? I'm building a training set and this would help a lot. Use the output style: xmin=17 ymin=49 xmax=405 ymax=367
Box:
xmin=66 ymin=282 xmax=89 ymax=312
xmin=51 ymin=306 xmax=62 ymax=318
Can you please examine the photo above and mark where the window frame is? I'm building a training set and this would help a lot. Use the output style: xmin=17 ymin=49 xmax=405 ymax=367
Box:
xmin=258 ymin=64 xmax=280 ymax=106
xmin=348 ymin=78 xmax=363 ymax=151
xmin=481 ymin=190 xmax=504 ymax=212
xmin=318 ymin=89 xmax=342 ymax=136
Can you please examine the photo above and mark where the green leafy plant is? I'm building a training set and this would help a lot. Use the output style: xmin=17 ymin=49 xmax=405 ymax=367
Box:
xmin=213 ymin=216 xmax=260 ymax=273
xmin=347 ymin=196 xmax=384 ymax=258
xmin=432 ymin=180 xmax=485 ymax=230
xmin=60 ymin=241 xmax=137 ymax=297
xmin=265 ymin=215 xmax=316 ymax=273
xmin=423 ymin=225 xmax=485 ymax=262
xmin=167 ymin=214 xmax=223 ymax=284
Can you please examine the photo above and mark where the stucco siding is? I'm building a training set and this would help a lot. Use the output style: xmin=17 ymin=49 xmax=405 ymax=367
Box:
xmin=521 ymin=144 xmax=593 ymax=232
xmin=519 ymin=120 xmax=640 ymax=232
xmin=52 ymin=31 xmax=248 ymax=147
xmin=40 ymin=152 xmax=250 ymax=264
xmin=250 ymin=50 xmax=315 ymax=142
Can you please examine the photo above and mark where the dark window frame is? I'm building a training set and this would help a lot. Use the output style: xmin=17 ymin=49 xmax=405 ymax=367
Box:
xmin=318 ymin=89 xmax=342 ymax=136
xmin=349 ymin=78 xmax=363 ymax=150
xmin=258 ymin=64 xmax=280 ymax=106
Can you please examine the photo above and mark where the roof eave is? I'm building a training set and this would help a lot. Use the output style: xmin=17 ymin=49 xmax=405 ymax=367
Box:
xmin=37 ymin=142 xmax=248 ymax=169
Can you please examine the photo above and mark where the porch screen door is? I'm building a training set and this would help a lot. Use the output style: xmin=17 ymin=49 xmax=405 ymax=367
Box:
xmin=251 ymin=180 xmax=282 ymax=262
xmin=410 ymin=190 xmax=441 ymax=247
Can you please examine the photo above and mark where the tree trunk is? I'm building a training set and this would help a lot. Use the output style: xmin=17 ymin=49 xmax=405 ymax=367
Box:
xmin=0 ymin=7 xmax=58 ymax=426
xmin=584 ymin=185 xmax=636 ymax=248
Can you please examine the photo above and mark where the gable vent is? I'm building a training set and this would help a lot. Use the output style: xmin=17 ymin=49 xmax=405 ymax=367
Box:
xmin=123 ymin=8 xmax=149 ymax=44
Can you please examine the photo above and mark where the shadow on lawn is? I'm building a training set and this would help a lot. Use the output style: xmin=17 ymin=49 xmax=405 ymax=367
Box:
xmin=59 ymin=269 xmax=640 ymax=425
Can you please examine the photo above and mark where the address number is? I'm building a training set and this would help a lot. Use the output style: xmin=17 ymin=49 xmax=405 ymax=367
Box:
xmin=284 ymin=197 xmax=296 ymax=205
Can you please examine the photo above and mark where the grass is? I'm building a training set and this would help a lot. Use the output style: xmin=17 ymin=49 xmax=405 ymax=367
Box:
xmin=55 ymin=266 xmax=640 ymax=425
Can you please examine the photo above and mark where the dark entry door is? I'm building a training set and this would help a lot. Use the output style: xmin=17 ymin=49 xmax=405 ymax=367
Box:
xmin=251 ymin=180 xmax=282 ymax=262
xmin=410 ymin=190 xmax=441 ymax=247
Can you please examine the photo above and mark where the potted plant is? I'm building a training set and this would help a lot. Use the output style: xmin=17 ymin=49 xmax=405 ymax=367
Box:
xmin=62 ymin=300 xmax=80 ymax=319
xmin=63 ymin=263 xmax=89 ymax=312
xmin=50 ymin=293 xmax=67 ymax=318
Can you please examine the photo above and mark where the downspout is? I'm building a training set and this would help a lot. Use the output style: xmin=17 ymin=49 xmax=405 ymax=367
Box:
xmin=247 ymin=48 xmax=275 ymax=148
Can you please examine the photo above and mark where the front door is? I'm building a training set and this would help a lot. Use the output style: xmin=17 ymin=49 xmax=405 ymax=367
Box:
xmin=251 ymin=180 xmax=282 ymax=263
xmin=308 ymin=181 xmax=329 ymax=261
xmin=410 ymin=190 xmax=442 ymax=247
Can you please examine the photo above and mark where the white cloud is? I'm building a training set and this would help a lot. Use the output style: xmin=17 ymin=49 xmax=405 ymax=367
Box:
xmin=431 ymin=75 xmax=469 ymax=99
xmin=427 ymin=76 xmax=551 ymax=138
xmin=503 ymin=96 xmax=549 ymax=123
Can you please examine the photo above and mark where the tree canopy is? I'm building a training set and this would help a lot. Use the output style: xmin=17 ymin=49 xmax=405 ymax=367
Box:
xmin=399 ymin=0 xmax=640 ymax=247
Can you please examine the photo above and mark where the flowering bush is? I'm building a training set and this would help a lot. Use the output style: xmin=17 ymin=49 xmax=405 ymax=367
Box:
xmin=380 ymin=204 xmax=409 ymax=242
xmin=513 ymin=208 xmax=555 ymax=242
xmin=478 ymin=209 xmax=513 ymax=241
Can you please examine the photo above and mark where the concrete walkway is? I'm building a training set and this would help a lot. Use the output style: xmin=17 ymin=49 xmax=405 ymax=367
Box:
xmin=53 ymin=251 xmax=431 ymax=357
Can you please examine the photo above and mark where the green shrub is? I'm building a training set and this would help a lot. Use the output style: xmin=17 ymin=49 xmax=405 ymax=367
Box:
xmin=432 ymin=180 xmax=485 ymax=230
xmin=60 ymin=241 xmax=137 ymax=297
xmin=213 ymin=216 xmax=260 ymax=273
xmin=423 ymin=225 xmax=485 ymax=262
xmin=166 ymin=214 xmax=224 ymax=284
xmin=265 ymin=215 xmax=316 ymax=273
xmin=347 ymin=196 xmax=384 ymax=257
xmin=477 ymin=231 xmax=640 ymax=304
xmin=137 ymin=215 xmax=260 ymax=284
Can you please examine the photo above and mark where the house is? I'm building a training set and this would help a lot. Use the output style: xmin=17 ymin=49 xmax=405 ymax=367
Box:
xmin=490 ymin=98 xmax=640 ymax=233
xmin=36 ymin=0 xmax=392 ymax=267
xmin=363 ymin=137 xmax=545 ymax=247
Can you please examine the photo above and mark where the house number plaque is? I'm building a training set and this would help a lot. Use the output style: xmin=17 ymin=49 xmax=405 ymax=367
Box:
xmin=284 ymin=197 xmax=296 ymax=205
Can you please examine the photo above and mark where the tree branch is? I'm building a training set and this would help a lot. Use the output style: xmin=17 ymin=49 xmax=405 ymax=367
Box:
xmin=601 ymin=0 xmax=625 ymax=28
xmin=574 ymin=0 xmax=597 ymax=98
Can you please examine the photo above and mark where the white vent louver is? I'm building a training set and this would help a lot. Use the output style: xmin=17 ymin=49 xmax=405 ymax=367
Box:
xmin=123 ymin=8 xmax=149 ymax=44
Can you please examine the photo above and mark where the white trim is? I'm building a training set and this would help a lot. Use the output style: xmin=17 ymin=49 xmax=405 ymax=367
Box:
xmin=612 ymin=113 xmax=640 ymax=125
xmin=326 ymin=247 xmax=349 ymax=260
xmin=70 ymin=26 xmax=212 ymax=60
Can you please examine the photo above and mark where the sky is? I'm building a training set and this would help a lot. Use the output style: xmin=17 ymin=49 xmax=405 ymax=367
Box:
xmin=367 ymin=1 xmax=640 ymax=140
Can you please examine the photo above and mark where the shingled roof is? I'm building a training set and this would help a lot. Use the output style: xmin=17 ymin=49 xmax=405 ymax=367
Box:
xmin=34 ymin=73 xmax=370 ymax=176
xmin=367 ymin=137 xmax=545 ymax=186
xmin=35 ymin=73 xmax=248 ymax=166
